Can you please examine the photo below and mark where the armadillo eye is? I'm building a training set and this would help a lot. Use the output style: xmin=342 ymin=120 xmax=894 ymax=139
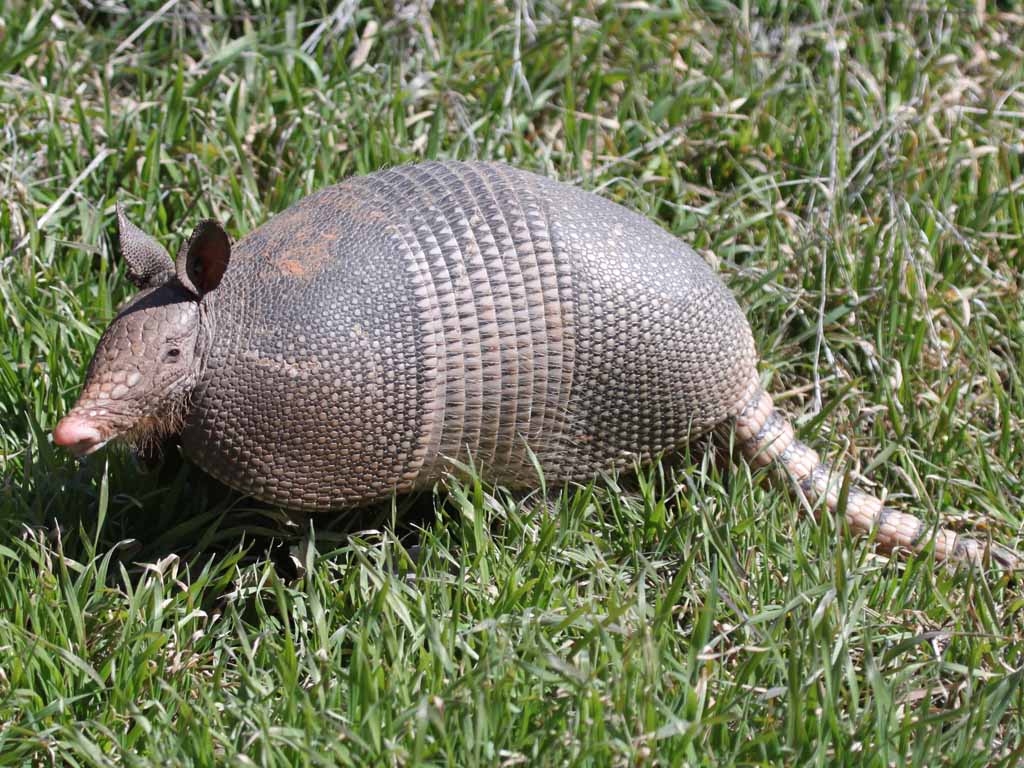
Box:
xmin=163 ymin=348 xmax=181 ymax=363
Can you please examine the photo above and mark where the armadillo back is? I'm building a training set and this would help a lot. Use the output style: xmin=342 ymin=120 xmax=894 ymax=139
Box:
xmin=182 ymin=161 xmax=757 ymax=510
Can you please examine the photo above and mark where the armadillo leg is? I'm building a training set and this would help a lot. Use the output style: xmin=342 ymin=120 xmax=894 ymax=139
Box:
xmin=732 ymin=378 xmax=1020 ymax=568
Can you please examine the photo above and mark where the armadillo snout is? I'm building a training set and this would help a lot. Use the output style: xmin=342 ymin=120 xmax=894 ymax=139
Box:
xmin=53 ymin=414 xmax=108 ymax=457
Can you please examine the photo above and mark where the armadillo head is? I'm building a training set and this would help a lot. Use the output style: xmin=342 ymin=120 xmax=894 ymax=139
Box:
xmin=53 ymin=204 xmax=231 ymax=458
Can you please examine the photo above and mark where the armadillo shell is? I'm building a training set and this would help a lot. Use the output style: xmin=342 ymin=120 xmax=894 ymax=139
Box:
xmin=181 ymin=161 xmax=757 ymax=510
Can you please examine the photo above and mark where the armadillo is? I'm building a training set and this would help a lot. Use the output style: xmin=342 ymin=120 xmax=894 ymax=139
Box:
xmin=53 ymin=161 xmax=1018 ymax=566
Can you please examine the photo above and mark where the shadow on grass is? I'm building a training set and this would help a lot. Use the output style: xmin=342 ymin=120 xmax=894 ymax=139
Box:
xmin=6 ymin=425 xmax=720 ymax=593
xmin=6 ymin=433 xmax=444 ymax=584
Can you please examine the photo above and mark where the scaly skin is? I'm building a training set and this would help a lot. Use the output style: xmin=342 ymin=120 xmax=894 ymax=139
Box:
xmin=180 ymin=162 xmax=757 ymax=508
xmin=53 ymin=161 xmax=1022 ymax=569
xmin=733 ymin=375 xmax=1020 ymax=567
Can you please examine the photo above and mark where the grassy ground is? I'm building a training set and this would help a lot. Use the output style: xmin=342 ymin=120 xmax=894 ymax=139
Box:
xmin=2 ymin=0 xmax=1024 ymax=764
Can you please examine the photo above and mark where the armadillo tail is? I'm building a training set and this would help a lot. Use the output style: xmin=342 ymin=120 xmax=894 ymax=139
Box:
xmin=732 ymin=379 xmax=1021 ymax=568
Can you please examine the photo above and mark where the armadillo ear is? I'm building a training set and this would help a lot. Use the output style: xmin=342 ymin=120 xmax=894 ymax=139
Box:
xmin=116 ymin=202 xmax=174 ymax=289
xmin=177 ymin=219 xmax=231 ymax=298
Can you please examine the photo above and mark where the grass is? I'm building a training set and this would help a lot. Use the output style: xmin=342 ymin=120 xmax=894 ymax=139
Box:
xmin=2 ymin=0 xmax=1024 ymax=764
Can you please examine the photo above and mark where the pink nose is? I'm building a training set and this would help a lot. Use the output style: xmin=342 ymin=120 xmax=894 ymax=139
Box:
xmin=53 ymin=415 xmax=105 ymax=456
